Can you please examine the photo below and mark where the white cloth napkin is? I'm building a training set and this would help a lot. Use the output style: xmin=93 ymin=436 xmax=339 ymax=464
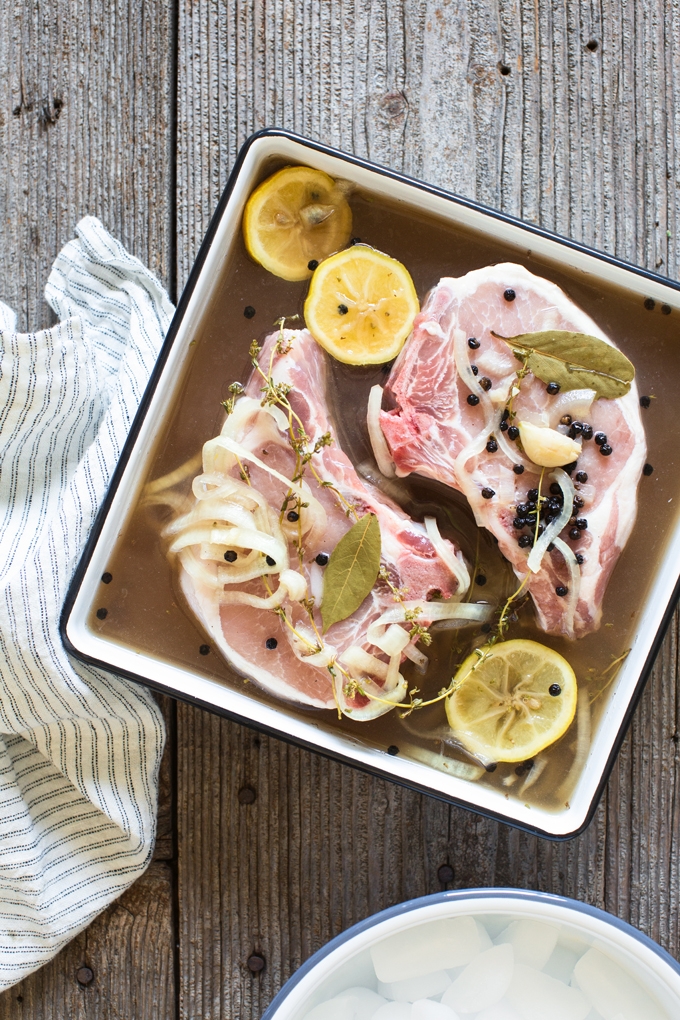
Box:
xmin=0 ymin=217 xmax=171 ymax=988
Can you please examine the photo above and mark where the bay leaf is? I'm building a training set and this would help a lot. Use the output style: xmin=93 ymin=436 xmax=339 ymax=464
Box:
xmin=321 ymin=514 xmax=381 ymax=633
xmin=491 ymin=329 xmax=635 ymax=399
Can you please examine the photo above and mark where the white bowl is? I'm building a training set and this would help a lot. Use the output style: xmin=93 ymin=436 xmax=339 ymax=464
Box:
xmin=262 ymin=888 xmax=680 ymax=1019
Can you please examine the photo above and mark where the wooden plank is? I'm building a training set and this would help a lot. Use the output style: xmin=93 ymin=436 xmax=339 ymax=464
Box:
xmin=0 ymin=0 xmax=176 ymax=1012
xmin=0 ymin=863 xmax=175 ymax=1020
xmin=175 ymin=1 xmax=680 ymax=1016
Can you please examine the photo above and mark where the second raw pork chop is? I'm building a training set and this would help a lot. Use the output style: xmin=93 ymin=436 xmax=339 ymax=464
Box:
xmin=379 ymin=263 xmax=646 ymax=639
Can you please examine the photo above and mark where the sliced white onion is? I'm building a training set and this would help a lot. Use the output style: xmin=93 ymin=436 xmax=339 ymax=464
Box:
xmin=403 ymin=643 xmax=428 ymax=671
xmin=367 ymin=385 xmax=396 ymax=478
xmin=552 ymin=536 xmax=581 ymax=638
xmin=144 ymin=453 xmax=203 ymax=496
xmin=424 ymin=516 xmax=470 ymax=595
xmin=548 ymin=388 xmax=596 ymax=428
xmin=308 ymin=561 xmax=324 ymax=605
xmin=366 ymin=600 xmax=492 ymax=648
xmin=339 ymin=645 xmax=389 ymax=681
xmin=527 ymin=467 xmax=575 ymax=573
xmin=375 ymin=623 xmax=411 ymax=658
xmin=168 ymin=525 xmax=287 ymax=569
xmin=287 ymin=624 xmax=336 ymax=666
xmin=218 ymin=585 xmax=288 ymax=609
xmin=278 ymin=568 xmax=308 ymax=602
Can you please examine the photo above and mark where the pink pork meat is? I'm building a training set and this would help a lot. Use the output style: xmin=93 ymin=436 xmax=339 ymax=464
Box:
xmin=166 ymin=329 xmax=480 ymax=717
xmin=378 ymin=263 xmax=646 ymax=639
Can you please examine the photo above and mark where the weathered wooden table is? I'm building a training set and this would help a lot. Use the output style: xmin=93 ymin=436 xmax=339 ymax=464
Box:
xmin=1 ymin=1 xmax=679 ymax=1016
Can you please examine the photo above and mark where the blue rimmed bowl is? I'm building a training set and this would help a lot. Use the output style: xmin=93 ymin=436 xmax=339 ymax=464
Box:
xmin=262 ymin=888 xmax=680 ymax=1019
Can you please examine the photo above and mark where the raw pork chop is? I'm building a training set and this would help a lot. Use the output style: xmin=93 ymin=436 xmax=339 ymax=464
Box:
xmin=163 ymin=329 xmax=475 ymax=717
xmin=379 ymin=263 xmax=647 ymax=638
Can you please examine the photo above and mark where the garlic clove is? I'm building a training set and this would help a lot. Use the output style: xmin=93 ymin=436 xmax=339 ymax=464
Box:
xmin=517 ymin=420 xmax=582 ymax=468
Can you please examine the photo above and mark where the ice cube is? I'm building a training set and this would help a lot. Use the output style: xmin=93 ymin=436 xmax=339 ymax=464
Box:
xmin=495 ymin=919 xmax=560 ymax=970
xmin=543 ymin=945 xmax=580 ymax=984
xmin=475 ymin=920 xmax=494 ymax=952
xmin=505 ymin=963 xmax=590 ymax=1020
xmin=411 ymin=999 xmax=462 ymax=1020
xmin=335 ymin=987 xmax=388 ymax=1019
xmin=372 ymin=1004 xmax=412 ymax=1020
xmin=303 ymin=998 xmax=363 ymax=1020
xmin=475 ymin=1004 xmax=524 ymax=1020
xmin=378 ymin=970 xmax=451 ymax=1003
xmin=370 ymin=917 xmax=485 ymax=983
xmin=441 ymin=944 xmax=514 ymax=1013
xmin=573 ymin=948 xmax=667 ymax=1020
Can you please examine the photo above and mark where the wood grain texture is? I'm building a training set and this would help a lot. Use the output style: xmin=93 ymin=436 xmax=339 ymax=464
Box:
xmin=176 ymin=1 xmax=680 ymax=1017
xmin=0 ymin=0 xmax=173 ymax=331
xmin=0 ymin=863 xmax=175 ymax=1020
xmin=0 ymin=0 xmax=176 ymax=1012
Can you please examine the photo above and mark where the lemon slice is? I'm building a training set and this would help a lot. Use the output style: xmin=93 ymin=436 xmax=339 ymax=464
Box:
xmin=304 ymin=246 xmax=419 ymax=364
xmin=446 ymin=639 xmax=577 ymax=763
xmin=243 ymin=166 xmax=352 ymax=281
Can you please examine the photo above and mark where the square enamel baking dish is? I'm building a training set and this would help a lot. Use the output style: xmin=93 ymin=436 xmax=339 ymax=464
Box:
xmin=61 ymin=128 xmax=680 ymax=839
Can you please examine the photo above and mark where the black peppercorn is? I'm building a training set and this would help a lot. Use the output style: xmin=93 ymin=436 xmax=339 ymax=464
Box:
xmin=387 ymin=745 xmax=399 ymax=756
xmin=643 ymin=463 xmax=654 ymax=476
xmin=518 ymin=534 xmax=532 ymax=548
xmin=513 ymin=517 xmax=526 ymax=529
xmin=560 ymin=414 xmax=572 ymax=426
xmin=480 ymin=377 xmax=492 ymax=391
xmin=575 ymin=552 xmax=585 ymax=564
xmin=481 ymin=623 xmax=492 ymax=633
xmin=481 ymin=487 xmax=495 ymax=499
xmin=662 ymin=304 xmax=672 ymax=315
xmin=224 ymin=550 xmax=238 ymax=562
xmin=471 ymin=364 xmax=479 ymax=375
xmin=569 ymin=527 xmax=581 ymax=540
xmin=265 ymin=637 xmax=278 ymax=650
xmin=502 ymin=407 xmax=510 ymax=421
xmin=350 ymin=237 xmax=362 ymax=245
xmin=486 ymin=438 xmax=498 ymax=453
xmin=468 ymin=337 xmax=480 ymax=349
xmin=244 ymin=305 xmax=256 ymax=319
xmin=549 ymin=683 xmax=562 ymax=696
xmin=564 ymin=462 xmax=577 ymax=474
xmin=199 ymin=644 xmax=210 ymax=655
xmin=287 ymin=510 xmax=300 ymax=522
xmin=485 ymin=762 xmax=498 ymax=772
xmin=640 ymin=395 xmax=651 ymax=408
xmin=101 ymin=572 xmax=112 ymax=584
xmin=546 ymin=381 xmax=561 ymax=395
xmin=307 ymin=259 xmax=319 ymax=270
xmin=467 ymin=394 xmax=480 ymax=406
xmin=516 ymin=502 xmax=529 ymax=515
xmin=96 ymin=607 xmax=108 ymax=620
xmin=573 ymin=494 xmax=585 ymax=509
xmin=568 ymin=421 xmax=583 ymax=438
xmin=555 ymin=585 xmax=568 ymax=596
xmin=527 ymin=488 xmax=539 ymax=501
xmin=338 ymin=303 xmax=348 ymax=315
xmin=504 ymin=288 xmax=516 ymax=301
xmin=581 ymin=424 xmax=593 ymax=440
xmin=500 ymin=420 xmax=508 ymax=431
xmin=575 ymin=471 xmax=588 ymax=483
xmin=266 ymin=555 xmax=276 ymax=566
xmin=644 ymin=297 xmax=655 ymax=310
xmin=513 ymin=464 xmax=524 ymax=474
xmin=476 ymin=574 xmax=487 ymax=586
xmin=599 ymin=443 xmax=613 ymax=456
xmin=594 ymin=432 xmax=607 ymax=446
xmin=315 ymin=552 xmax=329 ymax=565
xmin=507 ymin=425 xmax=519 ymax=440
xmin=576 ymin=518 xmax=588 ymax=530
xmin=549 ymin=482 xmax=562 ymax=495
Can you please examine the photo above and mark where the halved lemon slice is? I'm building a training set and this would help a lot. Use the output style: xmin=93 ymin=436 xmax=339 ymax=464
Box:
xmin=304 ymin=246 xmax=419 ymax=364
xmin=446 ymin=639 xmax=577 ymax=763
xmin=243 ymin=166 xmax=352 ymax=281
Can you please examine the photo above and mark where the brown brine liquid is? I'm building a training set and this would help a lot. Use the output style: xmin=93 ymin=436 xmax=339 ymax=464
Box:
xmin=94 ymin=157 xmax=679 ymax=813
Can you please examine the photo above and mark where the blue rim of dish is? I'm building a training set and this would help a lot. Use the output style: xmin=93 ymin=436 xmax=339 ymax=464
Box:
xmin=261 ymin=887 xmax=680 ymax=1018
xmin=60 ymin=126 xmax=680 ymax=841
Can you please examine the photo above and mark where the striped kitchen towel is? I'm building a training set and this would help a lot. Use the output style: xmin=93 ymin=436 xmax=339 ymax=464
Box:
xmin=0 ymin=216 xmax=170 ymax=988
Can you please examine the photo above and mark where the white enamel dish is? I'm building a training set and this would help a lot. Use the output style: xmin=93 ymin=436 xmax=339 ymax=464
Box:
xmin=61 ymin=128 xmax=680 ymax=839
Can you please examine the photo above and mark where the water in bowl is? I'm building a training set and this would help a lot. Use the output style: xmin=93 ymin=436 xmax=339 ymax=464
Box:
xmin=296 ymin=913 xmax=669 ymax=1020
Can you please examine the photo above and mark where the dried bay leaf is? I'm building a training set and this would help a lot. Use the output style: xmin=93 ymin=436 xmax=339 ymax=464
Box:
xmin=321 ymin=514 xmax=381 ymax=632
xmin=491 ymin=329 xmax=635 ymax=399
